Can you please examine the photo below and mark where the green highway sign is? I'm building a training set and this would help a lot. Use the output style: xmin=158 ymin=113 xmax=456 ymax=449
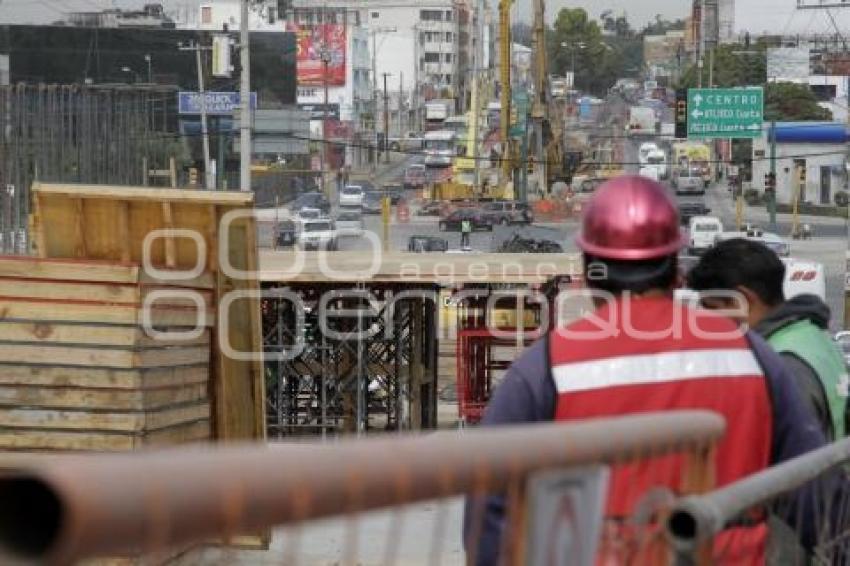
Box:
xmin=687 ymin=87 xmax=764 ymax=139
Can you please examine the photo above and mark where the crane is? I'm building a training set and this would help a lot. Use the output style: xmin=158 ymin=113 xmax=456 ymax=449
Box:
xmin=499 ymin=0 xmax=513 ymax=183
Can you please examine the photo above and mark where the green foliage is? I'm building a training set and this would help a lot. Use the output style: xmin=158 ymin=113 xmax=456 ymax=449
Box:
xmin=678 ymin=44 xmax=766 ymax=89
xmin=835 ymin=190 xmax=849 ymax=207
xmin=547 ymin=8 xmax=642 ymax=96
xmin=642 ymin=15 xmax=687 ymax=36
xmin=765 ymin=82 xmax=833 ymax=121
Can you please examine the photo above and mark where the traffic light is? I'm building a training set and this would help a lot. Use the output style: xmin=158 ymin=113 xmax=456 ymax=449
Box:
xmin=764 ymin=172 xmax=776 ymax=193
xmin=799 ymin=165 xmax=807 ymax=182
xmin=189 ymin=167 xmax=198 ymax=185
xmin=675 ymin=89 xmax=688 ymax=139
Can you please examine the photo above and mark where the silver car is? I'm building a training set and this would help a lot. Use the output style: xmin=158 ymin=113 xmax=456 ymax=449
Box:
xmin=672 ymin=167 xmax=705 ymax=195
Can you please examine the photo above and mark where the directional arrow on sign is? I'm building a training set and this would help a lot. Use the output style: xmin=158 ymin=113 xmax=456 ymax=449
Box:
xmin=691 ymin=109 xmax=704 ymax=119
xmin=747 ymin=124 xmax=761 ymax=131
xmin=693 ymin=94 xmax=703 ymax=106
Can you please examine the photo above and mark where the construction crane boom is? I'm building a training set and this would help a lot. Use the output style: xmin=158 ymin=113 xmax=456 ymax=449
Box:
xmin=499 ymin=0 xmax=513 ymax=180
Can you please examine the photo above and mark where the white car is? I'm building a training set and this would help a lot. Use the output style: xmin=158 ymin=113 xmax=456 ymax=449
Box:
xmin=638 ymin=142 xmax=659 ymax=164
xmin=335 ymin=210 xmax=363 ymax=237
xmin=295 ymin=207 xmax=322 ymax=221
xmin=688 ymin=216 xmax=723 ymax=254
xmin=339 ymin=185 xmax=364 ymax=207
xmin=297 ymin=219 xmax=338 ymax=250
xmin=715 ymin=229 xmax=790 ymax=257
xmin=638 ymin=165 xmax=661 ymax=182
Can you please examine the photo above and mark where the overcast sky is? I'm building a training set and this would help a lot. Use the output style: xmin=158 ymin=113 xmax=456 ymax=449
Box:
xmin=0 ymin=0 xmax=689 ymax=26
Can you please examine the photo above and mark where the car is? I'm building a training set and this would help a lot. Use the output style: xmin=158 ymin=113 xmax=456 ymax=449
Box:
xmin=340 ymin=185 xmax=365 ymax=207
xmin=296 ymin=218 xmax=338 ymax=250
xmin=672 ymin=167 xmax=705 ymax=195
xmin=335 ymin=210 xmax=363 ymax=236
xmin=438 ymin=209 xmax=493 ymax=232
xmin=275 ymin=220 xmax=297 ymax=248
xmin=715 ymin=228 xmax=791 ymax=257
xmin=481 ymin=201 xmax=534 ymax=225
xmin=408 ymin=235 xmax=449 ymax=252
xmin=678 ymin=203 xmax=711 ymax=226
xmin=417 ymin=201 xmax=444 ymax=216
xmin=404 ymin=164 xmax=428 ymax=190
xmin=575 ymin=177 xmax=605 ymax=193
xmin=295 ymin=207 xmax=322 ymax=221
xmin=290 ymin=192 xmax=330 ymax=215
xmin=688 ymin=215 xmax=723 ymax=254
xmin=382 ymin=183 xmax=404 ymax=204
xmin=361 ymin=191 xmax=383 ymax=215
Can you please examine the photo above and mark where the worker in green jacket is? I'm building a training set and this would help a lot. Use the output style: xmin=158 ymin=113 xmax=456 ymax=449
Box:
xmin=688 ymin=238 xmax=849 ymax=440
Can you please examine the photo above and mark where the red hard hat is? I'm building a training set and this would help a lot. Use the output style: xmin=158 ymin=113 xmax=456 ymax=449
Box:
xmin=576 ymin=175 xmax=685 ymax=260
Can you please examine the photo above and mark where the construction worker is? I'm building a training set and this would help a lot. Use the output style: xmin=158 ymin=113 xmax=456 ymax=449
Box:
xmin=460 ymin=216 xmax=472 ymax=249
xmin=688 ymin=238 xmax=849 ymax=441
xmin=465 ymin=176 xmax=828 ymax=564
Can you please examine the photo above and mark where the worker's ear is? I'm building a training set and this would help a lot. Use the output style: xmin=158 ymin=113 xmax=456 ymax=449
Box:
xmin=734 ymin=285 xmax=760 ymax=314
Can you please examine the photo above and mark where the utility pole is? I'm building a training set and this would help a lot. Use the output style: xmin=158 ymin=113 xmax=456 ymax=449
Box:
xmin=698 ymin=0 xmax=705 ymax=88
xmin=399 ymin=71 xmax=404 ymax=136
xmin=382 ymin=72 xmax=391 ymax=164
xmin=179 ymin=41 xmax=212 ymax=189
xmin=768 ymin=119 xmax=777 ymax=232
xmin=322 ymin=47 xmax=331 ymax=197
xmin=239 ymin=0 xmax=251 ymax=192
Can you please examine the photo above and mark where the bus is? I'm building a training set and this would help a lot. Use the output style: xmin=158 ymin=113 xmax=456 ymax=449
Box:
xmin=423 ymin=130 xmax=458 ymax=168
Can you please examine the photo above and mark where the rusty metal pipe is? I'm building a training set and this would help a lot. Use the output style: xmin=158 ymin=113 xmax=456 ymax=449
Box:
xmin=666 ymin=436 xmax=850 ymax=555
xmin=0 ymin=411 xmax=724 ymax=565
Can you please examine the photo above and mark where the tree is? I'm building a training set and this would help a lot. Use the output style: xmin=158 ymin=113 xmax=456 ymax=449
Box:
xmin=678 ymin=44 xmax=766 ymax=89
xmin=547 ymin=8 xmax=641 ymax=96
xmin=642 ymin=15 xmax=686 ymax=36
xmin=765 ymin=82 xmax=833 ymax=121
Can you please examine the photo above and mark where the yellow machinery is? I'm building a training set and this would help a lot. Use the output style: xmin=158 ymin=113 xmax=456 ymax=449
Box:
xmin=499 ymin=0 xmax=513 ymax=181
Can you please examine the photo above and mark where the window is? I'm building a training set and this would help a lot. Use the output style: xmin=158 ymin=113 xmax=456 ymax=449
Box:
xmin=445 ymin=32 xmax=452 ymax=42
xmin=267 ymin=7 xmax=276 ymax=24
xmin=421 ymin=10 xmax=442 ymax=21
xmin=445 ymin=53 xmax=452 ymax=63
xmin=371 ymin=11 xmax=379 ymax=18
xmin=445 ymin=74 xmax=452 ymax=83
xmin=201 ymin=6 xmax=212 ymax=24
xmin=446 ymin=10 xmax=453 ymax=21
xmin=424 ymin=52 xmax=440 ymax=63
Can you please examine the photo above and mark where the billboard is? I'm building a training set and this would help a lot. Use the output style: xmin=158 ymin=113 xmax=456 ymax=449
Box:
xmin=292 ymin=24 xmax=346 ymax=87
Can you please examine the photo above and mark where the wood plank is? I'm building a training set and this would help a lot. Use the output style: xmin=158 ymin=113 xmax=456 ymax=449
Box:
xmin=74 ymin=198 xmax=88 ymax=258
xmin=0 ymin=383 xmax=207 ymax=410
xmin=139 ymin=270 xmax=214 ymax=290
xmin=0 ymin=419 xmax=210 ymax=451
xmin=118 ymin=201 xmax=131 ymax=263
xmin=243 ymin=215 xmax=266 ymax=441
xmin=33 ymin=193 xmax=48 ymax=258
xmin=0 ymin=279 xmax=139 ymax=303
xmin=0 ymin=322 xmax=209 ymax=348
xmin=0 ymin=256 xmax=140 ymax=284
xmin=0 ymin=402 xmax=210 ymax=432
xmin=0 ymin=300 xmax=213 ymax=327
xmin=0 ymin=343 xmax=210 ymax=368
xmin=161 ymin=202 xmax=176 ymax=269
xmin=34 ymin=183 xmax=254 ymax=206
xmin=0 ymin=364 xmax=209 ymax=390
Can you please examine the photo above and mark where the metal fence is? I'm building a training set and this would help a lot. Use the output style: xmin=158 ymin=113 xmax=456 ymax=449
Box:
xmin=0 ymin=83 xmax=176 ymax=254
xmin=668 ymin=436 xmax=850 ymax=565
xmin=0 ymin=411 xmax=724 ymax=565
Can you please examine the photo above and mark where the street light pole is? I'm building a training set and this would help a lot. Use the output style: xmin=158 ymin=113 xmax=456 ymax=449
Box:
xmin=239 ymin=0 xmax=252 ymax=192
xmin=769 ymin=119 xmax=777 ymax=232
xmin=382 ymin=72 xmax=391 ymax=164
xmin=179 ymin=42 xmax=213 ymax=190
xmin=321 ymin=48 xmax=331 ymax=198
xmin=144 ymin=54 xmax=152 ymax=83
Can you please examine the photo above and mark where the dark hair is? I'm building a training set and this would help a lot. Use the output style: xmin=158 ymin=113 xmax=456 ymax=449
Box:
xmin=687 ymin=238 xmax=785 ymax=306
xmin=584 ymin=253 xmax=678 ymax=294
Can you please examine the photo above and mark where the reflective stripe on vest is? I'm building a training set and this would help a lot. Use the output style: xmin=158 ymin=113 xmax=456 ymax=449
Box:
xmin=549 ymin=297 xmax=773 ymax=525
xmin=768 ymin=319 xmax=848 ymax=439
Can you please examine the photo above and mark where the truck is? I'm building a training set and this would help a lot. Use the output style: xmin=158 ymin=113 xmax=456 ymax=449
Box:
xmin=672 ymin=141 xmax=711 ymax=187
xmin=626 ymin=106 xmax=658 ymax=136
xmin=424 ymin=100 xmax=452 ymax=131
xmin=387 ymin=132 xmax=424 ymax=152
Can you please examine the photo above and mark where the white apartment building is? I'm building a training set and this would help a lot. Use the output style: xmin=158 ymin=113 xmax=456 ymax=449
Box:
xmin=291 ymin=0 xmax=471 ymax=113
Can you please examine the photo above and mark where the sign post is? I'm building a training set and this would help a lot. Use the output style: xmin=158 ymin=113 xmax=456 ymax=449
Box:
xmin=687 ymin=87 xmax=764 ymax=139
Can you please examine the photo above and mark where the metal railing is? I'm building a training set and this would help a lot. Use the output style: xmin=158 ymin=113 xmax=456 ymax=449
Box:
xmin=0 ymin=411 xmax=725 ymax=565
xmin=667 ymin=436 xmax=850 ymax=565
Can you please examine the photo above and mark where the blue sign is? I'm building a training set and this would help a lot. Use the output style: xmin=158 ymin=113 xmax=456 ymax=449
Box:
xmin=178 ymin=91 xmax=257 ymax=115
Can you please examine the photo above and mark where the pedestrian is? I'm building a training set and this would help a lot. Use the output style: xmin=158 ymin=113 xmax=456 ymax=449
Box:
xmin=460 ymin=216 xmax=472 ymax=249
xmin=336 ymin=168 xmax=343 ymax=193
xmin=343 ymin=164 xmax=350 ymax=187
xmin=464 ymin=176 xmax=829 ymax=564
xmin=688 ymin=238 xmax=848 ymax=441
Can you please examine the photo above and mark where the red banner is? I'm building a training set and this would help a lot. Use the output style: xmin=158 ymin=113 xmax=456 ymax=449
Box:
xmin=292 ymin=24 xmax=346 ymax=87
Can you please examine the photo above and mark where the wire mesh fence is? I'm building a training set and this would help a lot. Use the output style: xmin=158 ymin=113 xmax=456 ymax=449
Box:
xmin=668 ymin=437 xmax=850 ymax=565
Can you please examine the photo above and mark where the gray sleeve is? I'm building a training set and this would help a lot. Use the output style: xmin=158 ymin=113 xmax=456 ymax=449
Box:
xmin=780 ymin=351 xmax=833 ymax=441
